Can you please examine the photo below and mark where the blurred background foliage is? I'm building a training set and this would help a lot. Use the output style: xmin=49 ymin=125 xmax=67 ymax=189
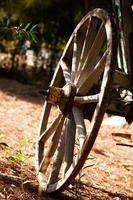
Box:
xmin=0 ymin=0 xmax=87 ymax=50
xmin=0 ymin=0 xmax=107 ymax=86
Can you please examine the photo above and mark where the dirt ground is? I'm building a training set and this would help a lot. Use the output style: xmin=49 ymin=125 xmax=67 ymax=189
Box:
xmin=0 ymin=77 xmax=133 ymax=200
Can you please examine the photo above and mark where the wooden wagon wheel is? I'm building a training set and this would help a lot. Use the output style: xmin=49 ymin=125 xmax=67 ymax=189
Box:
xmin=36 ymin=8 xmax=117 ymax=193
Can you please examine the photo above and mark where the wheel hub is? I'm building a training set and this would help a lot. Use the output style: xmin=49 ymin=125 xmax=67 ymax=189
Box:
xmin=40 ymin=83 xmax=76 ymax=115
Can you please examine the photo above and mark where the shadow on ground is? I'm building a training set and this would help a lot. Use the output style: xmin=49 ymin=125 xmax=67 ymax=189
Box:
xmin=0 ymin=77 xmax=45 ymax=105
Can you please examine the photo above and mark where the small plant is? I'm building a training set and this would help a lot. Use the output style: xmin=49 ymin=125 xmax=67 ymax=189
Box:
xmin=11 ymin=150 xmax=24 ymax=164
xmin=11 ymin=138 xmax=31 ymax=165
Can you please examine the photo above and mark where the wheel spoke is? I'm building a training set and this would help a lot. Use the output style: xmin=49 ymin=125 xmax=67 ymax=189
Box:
xmin=71 ymin=32 xmax=78 ymax=81
xmin=74 ymin=94 xmax=99 ymax=104
xmin=37 ymin=103 xmax=51 ymax=166
xmin=60 ymin=60 xmax=72 ymax=84
xmin=39 ymin=115 xmax=65 ymax=173
xmin=63 ymin=113 xmax=76 ymax=175
xmin=73 ymin=107 xmax=86 ymax=149
xmin=39 ymin=113 xmax=62 ymax=143
xmin=71 ymin=19 xmax=91 ymax=81
xmin=78 ymin=51 xmax=107 ymax=95
xmin=74 ymin=17 xmax=98 ymax=83
xmin=75 ymin=22 xmax=106 ymax=88
xmin=39 ymin=103 xmax=51 ymax=135
xmin=47 ymin=121 xmax=66 ymax=185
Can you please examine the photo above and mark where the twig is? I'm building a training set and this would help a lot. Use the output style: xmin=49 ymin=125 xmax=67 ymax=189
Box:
xmin=116 ymin=143 xmax=133 ymax=147
xmin=112 ymin=133 xmax=131 ymax=140
xmin=0 ymin=172 xmax=25 ymax=182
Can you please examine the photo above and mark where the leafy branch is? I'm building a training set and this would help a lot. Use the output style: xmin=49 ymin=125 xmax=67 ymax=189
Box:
xmin=0 ymin=18 xmax=38 ymax=43
xmin=13 ymin=23 xmax=38 ymax=43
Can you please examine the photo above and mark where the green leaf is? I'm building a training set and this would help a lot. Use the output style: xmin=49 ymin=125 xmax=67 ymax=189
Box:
xmin=1 ymin=18 xmax=5 ymax=26
xmin=30 ymin=32 xmax=38 ymax=43
xmin=6 ymin=19 xmax=10 ymax=26
xmin=20 ymin=29 xmax=29 ymax=38
xmin=24 ymin=23 xmax=31 ymax=31
xmin=30 ymin=24 xmax=38 ymax=32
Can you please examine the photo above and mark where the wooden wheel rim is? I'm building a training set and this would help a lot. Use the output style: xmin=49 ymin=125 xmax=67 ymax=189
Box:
xmin=36 ymin=8 xmax=117 ymax=193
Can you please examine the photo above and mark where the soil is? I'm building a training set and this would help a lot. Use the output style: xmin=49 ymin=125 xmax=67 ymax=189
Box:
xmin=0 ymin=77 xmax=133 ymax=200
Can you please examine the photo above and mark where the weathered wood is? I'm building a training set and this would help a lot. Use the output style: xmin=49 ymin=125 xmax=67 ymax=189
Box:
xmin=47 ymin=122 xmax=66 ymax=185
xmin=78 ymin=51 xmax=107 ymax=95
xmin=60 ymin=60 xmax=71 ymax=84
xmin=74 ymin=17 xmax=98 ymax=83
xmin=37 ymin=63 xmax=63 ymax=166
xmin=71 ymin=32 xmax=78 ymax=81
xmin=76 ymin=22 xmax=106 ymax=89
xmin=37 ymin=103 xmax=51 ymax=167
xmin=74 ymin=94 xmax=99 ymax=104
xmin=78 ymin=17 xmax=98 ymax=69
xmin=50 ymin=63 xmax=63 ymax=87
xmin=39 ymin=64 xmax=63 ymax=135
xmin=71 ymin=18 xmax=94 ymax=82
xmin=39 ymin=115 xmax=65 ymax=173
xmin=39 ymin=113 xmax=62 ymax=142
xmin=73 ymin=106 xmax=86 ymax=149
xmin=120 ymin=0 xmax=133 ymax=74
xmin=63 ymin=113 xmax=76 ymax=175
